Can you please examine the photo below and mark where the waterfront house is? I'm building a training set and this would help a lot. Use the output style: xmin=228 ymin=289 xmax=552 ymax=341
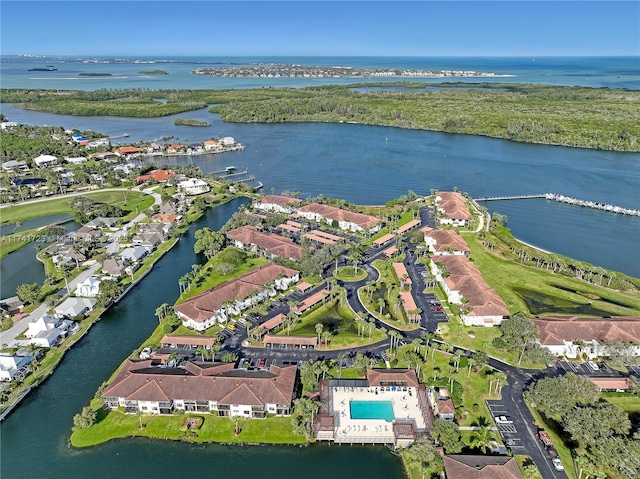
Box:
xmin=151 ymin=213 xmax=181 ymax=225
xmin=297 ymin=203 xmax=381 ymax=233
xmin=33 ymin=154 xmax=58 ymax=169
xmin=115 ymin=146 xmax=143 ymax=158
xmin=132 ymin=232 xmax=163 ymax=248
xmin=120 ymin=246 xmax=151 ymax=262
xmin=139 ymin=222 xmax=171 ymax=237
xmin=221 ymin=136 xmax=236 ymax=146
xmin=2 ymin=160 xmax=30 ymax=173
xmin=65 ymin=157 xmax=88 ymax=165
xmin=227 ymin=226 xmax=303 ymax=262
xmin=136 ymin=169 xmax=175 ymax=183
xmin=254 ymin=195 xmax=303 ymax=214
xmin=178 ymin=178 xmax=210 ymax=195
xmin=532 ymin=316 xmax=640 ymax=359
xmin=160 ymin=335 xmax=216 ymax=350
xmin=443 ymin=455 xmax=523 ymax=479
xmin=102 ymin=360 xmax=297 ymax=417
xmin=313 ymin=369 xmax=434 ymax=447
xmin=71 ymin=225 xmax=101 ymax=243
xmin=430 ymin=255 xmax=509 ymax=326
xmin=85 ymin=217 xmax=117 ymax=229
xmin=0 ymin=353 xmax=32 ymax=382
xmin=421 ymin=227 xmax=470 ymax=256
xmin=26 ymin=315 xmax=75 ymax=348
xmin=55 ymin=297 xmax=96 ymax=318
xmin=203 ymin=139 xmax=222 ymax=152
xmin=0 ymin=296 xmax=24 ymax=316
xmin=90 ymin=151 xmax=118 ymax=160
xmin=48 ymin=243 xmax=86 ymax=267
xmin=174 ymin=264 xmax=300 ymax=331
xmin=75 ymin=277 xmax=102 ymax=297
xmin=435 ymin=192 xmax=470 ymax=227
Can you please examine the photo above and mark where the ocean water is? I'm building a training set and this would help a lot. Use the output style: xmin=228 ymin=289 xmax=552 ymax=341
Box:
xmin=1 ymin=55 xmax=638 ymax=90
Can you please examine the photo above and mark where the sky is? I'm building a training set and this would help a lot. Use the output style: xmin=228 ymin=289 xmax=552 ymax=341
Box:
xmin=1 ymin=1 xmax=638 ymax=57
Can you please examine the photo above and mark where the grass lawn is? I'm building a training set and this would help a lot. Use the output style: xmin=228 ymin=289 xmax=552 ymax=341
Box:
xmin=334 ymin=265 xmax=367 ymax=281
xmin=71 ymin=404 xmax=306 ymax=447
xmin=0 ymin=190 xmax=153 ymax=225
xmin=286 ymin=299 xmax=386 ymax=350
xmin=0 ymin=227 xmax=43 ymax=258
xmin=178 ymin=249 xmax=268 ymax=302
xmin=602 ymin=394 xmax=640 ymax=414
xmin=463 ymin=232 xmax=640 ymax=317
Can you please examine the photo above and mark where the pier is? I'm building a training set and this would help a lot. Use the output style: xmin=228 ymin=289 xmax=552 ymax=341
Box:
xmin=475 ymin=193 xmax=640 ymax=216
xmin=107 ymin=133 xmax=129 ymax=140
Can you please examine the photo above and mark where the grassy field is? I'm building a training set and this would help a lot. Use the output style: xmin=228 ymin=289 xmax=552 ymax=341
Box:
xmin=462 ymin=232 xmax=640 ymax=318
xmin=333 ymin=265 xmax=367 ymax=281
xmin=603 ymin=394 xmax=640 ymax=414
xmin=71 ymin=399 xmax=306 ymax=447
xmin=0 ymin=190 xmax=154 ymax=225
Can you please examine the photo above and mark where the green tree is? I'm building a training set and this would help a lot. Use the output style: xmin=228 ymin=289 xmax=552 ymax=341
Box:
xmin=16 ymin=283 xmax=42 ymax=305
xmin=431 ymin=419 xmax=464 ymax=454
xmin=353 ymin=353 xmax=373 ymax=376
xmin=497 ymin=315 xmax=539 ymax=365
xmin=563 ymin=402 xmax=631 ymax=450
xmin=220 ymin=351 xmax=238 ymax=363
xmin=96 ymin=279 xmax=123 ymax=308
xmin=470 ymin=427 xmax=495 ymax=453
xmin=291 ymin=397 xmax=319 ymax=440
xmin=193 ymin=227 xmax=225 ymax=259
xmin=401 ymin=437 xmax=443 ymax=478
xmin=72 ymin=406 xmax=96 ymax=431
xmin=525 ymin=373 xmax=600 ymax=421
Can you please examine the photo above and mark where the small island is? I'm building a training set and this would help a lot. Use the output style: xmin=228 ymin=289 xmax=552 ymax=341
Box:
xmin=138 ymin=70 xmax=169 ymax=75
xmin=79 ymin=73 xmax=112 ymax=77
xmin=174 ymin=119 xmax=211 ymax=127
xmin=28 ymin=68 xmax=58 ymax=72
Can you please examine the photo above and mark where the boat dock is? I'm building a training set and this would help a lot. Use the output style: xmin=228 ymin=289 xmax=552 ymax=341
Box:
xmin=475 ymin=193 xmax=640 ymax=216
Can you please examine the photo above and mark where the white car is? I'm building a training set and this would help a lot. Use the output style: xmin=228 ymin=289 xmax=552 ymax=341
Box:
xmin=588 ymin=361 xmax=600 ymax=371
xmin=494 ymin=415 xmax=513 ymax=424
xmin=139 ymin=347 xmax=152 ymax=360
xmin=552 ymin=458 xmax=564 ymax=471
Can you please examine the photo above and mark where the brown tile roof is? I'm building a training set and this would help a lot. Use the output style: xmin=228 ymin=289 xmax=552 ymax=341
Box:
xmin=383 ymin=245 xmax=398 ymax=257
xmin=437 ymin=398 xmax=456 ymax=415
xmin=263 ymin=335 xmax=317 ymax=346
xmin=437 ymin=192 xmax=470 ymax=221
xmin=278 ymin=223 xmax=300 ymax=233
xmin=298 ymin=203 xmax=380 ymax=229
xmin=259 ymin=195 xmax=302 ymax=207
xmin=366 ymin=369 xmax=420 ymax=388
xmin=532 ymin=316 xmax=640 ymax=345
xmin=227 ymin=226 xmax=302 ymax=261
xmin=443 ymin=455 xmax=523 ymax=479
xmin=435 ymin=255 xmax=509 ymax=317
xmin=161 ymin=335 xmax=216 ymax=347
xmin=174 ymin=264 xmax=299 ymax=323
xmin=399 ymin=291 xmax=418 ymax=315
xmin=395 ymin=219 xmax=421 ymax=234
xmin=260 ymin=313 xmax=286 ymax=332
xmin=116 ymin=146 xmax=143 ymax=154
xmin=421 ymin=227 xmax=470 ymax=253
xmin=136 ymin=170 xmax=175 ymax=182
xmin=152 ymin=213 xmax=181 ymax=224
xmin=392 ymin=262 xmax=412 ymax=284
xmin=303 ymin=232 xmax=336 ymax=245
xmin=310 ymin=230 xmax=342 ymax=242
xmin=293 ymin=289 xmax=330 ymax=314
xmin=374 ymin=233 xmax=395 ymax=245
xmin=588 ymin=377 xmax=632 ymax=391
xmin=102 ymin=360 xmax=297 ymax=406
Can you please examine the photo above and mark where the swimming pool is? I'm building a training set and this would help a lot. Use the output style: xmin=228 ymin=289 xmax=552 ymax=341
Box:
xmin=349 ymin=401 xmax=395 ymax=422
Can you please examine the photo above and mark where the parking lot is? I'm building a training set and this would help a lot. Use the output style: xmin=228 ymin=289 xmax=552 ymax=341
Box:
xmin=557 ymin=360 xmax=617 ymax=376
xmin=486 ymin=400 xmax=525 ymax=450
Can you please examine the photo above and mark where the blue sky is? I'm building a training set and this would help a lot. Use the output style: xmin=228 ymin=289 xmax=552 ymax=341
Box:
xmin=1 ymin=1 xmax=638 ymax=56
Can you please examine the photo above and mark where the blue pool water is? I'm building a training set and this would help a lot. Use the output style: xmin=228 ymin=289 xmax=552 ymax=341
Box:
xmin=350 ymin=401 xmax=395 ymax=422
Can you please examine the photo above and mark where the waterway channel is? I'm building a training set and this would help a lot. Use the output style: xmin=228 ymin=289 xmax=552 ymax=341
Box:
xmin=0 ymin=198 xmax=405 ymax=479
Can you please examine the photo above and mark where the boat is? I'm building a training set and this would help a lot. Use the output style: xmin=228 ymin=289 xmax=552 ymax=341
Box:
xmin=225 ymin=166 xmax=236 ymax=173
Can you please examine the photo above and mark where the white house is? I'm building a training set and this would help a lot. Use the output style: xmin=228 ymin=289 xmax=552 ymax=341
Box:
xmin=75 ymin=277 xmax=102 ymax=298
xmin=297 ymin=203 xmax=381 ymax=233
xmin=0 ymin=354 xmax=32 ymax=382
xmin=2 ymin=160 xmax=29 ymax=173
xmin=0 ymin=121 xmax=19 ymax=130
xmin=33 ymin=154 xmax=59 ymax=169
xmin=25 ymin=315 xmax=75 ymax=348
xmin=421 ymin=227 xmax=470 ymax=256
xmin=120 ymin=246 xmax=151 ymax=262
xmin=55 ymin=297 xmax=97 ymax=318
xmin=65 ymin=157 xmax=88 ymax=165
xmin=178 ymin=178 xmax=210 ymax=195
xmin=221 ymin=136 xmax=236 ymax=146
xmin=434 ymin=192 xmax=470 ymax=227
xmin=254 ymin=195 xmax=303 ymax=214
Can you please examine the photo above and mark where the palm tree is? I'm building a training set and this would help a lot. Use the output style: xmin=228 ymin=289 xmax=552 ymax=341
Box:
xmin=315 ymin=323 xmax=323 ymax=346
xmin=155 ymin=303 xmax=169 ymax=323
xmin=378 ymin=297 xmax=386 ymax=315
xmin=336 ymin=352 xmax=347 ymax=379
xmin=195 ymin=347 xmax=206 ymax=362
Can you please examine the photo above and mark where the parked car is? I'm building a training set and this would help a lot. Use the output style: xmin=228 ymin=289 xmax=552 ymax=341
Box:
xmin=588 ymin=361 xmax=600 ymax=371
xmin=494 ymin=415 xmax=513 ymax=424
xmin=258 ymin=358 xmax=266 ymax=368
xmin=552 ymin=458 xmax=564 ymax=471
xmin=139 ymin=347 xmax=152 ymax=360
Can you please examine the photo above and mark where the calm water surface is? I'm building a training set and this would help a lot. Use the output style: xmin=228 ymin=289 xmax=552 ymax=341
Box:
xmin=1 ymin=198 xmax=405 ymax=479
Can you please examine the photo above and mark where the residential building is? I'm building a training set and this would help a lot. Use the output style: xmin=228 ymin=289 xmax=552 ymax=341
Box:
xmin=115 ymin=146 xmax=143 ymax=157
xmin=101 ymin=360 xmax=297 ymax=417
xmin=55 ymin=297 xmax=96 ymax=318
xmin=136 ymin=169 xmax=175 ymax=183
xmin=33 ymin=154 xmax=58 ymax=169
xmin=75 ymin=277 xmax=102 ymax=297
xmin=102 ymin=258 xmax=127 ymax=276
xmin=443 ymin=455 xmax=523 ymax=479
xmin=178 ymin=178 xmax=210 ymax=195
xmin=297 ymin=203 xmax=381 ymax=233
xmin=2 ymin=160 xmax=29 ymax=173
xmin=227 ymin=226 xmax=303 ymax=262
xmin=65 ymin=157 xmax=88 ymax=165
xmin=85 ymin=217 xmax=117 ymax=229
xmin=25 ymin=315 xmax=75 ymax=348
xmin=71 ymin=225 xmax=101 ymax=243
xmin=120 ymin=246 xmax=152 ymax=262
xmin=203 ymin=139 xmax=221 ymax=152
xmin=254 ymin=195 xmax=303 ymax=214
xmin=430 ymin=255 xmax=509 ymax=326
xmin=151 ymin=213 xmax=181 ymax=225
xmin=0 ymin=296 xmax=24 ymax=316
xmin=421 ymin=227 xmax=470 ymax=256
xmin=435 ymin=192 xmax=470 ymax=227
xmin=532 ymin=316 xmax=640 ymax=359
xmin=132 ymin=232 xmax=163 ymax=248
xmin=0 ymin=353 xmax=32 ymax=382
xmin=174 ymin=264 xmax=300 ymax=331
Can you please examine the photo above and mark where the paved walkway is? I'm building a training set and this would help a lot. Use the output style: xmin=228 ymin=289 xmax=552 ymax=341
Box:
xmin=1 ymin=262 xmax=102 ymax=347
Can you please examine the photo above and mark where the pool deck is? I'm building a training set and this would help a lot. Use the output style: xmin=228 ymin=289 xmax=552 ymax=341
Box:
xmin=330 ymin=386 xmax=426 ymax=443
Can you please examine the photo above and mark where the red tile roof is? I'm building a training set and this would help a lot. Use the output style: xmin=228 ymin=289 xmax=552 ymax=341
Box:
xmin=136 ymin=170 xmax=175 ymax=182
xmin=421 ymin=226 xmax=470 ymax=253
xmin=161 ymin=335 xmax=216 ymax=347
xmin=443 ymin=455 xmax=523 ymax=479
xmin=174 ymin=264 xmax=299 ymax=323
xmin=395 ymin=219 xmax=421 ymax=234
xmin=298 ymin=203 xmax=380 ymax=229
xmin=532 ymin=316 xmax=640 ymax=345
xmin=293 ymin=289 xmax=330 ymax=314
xmin=227 ymin=226 xmax=302 ymax=261
xmin=437 ymin=192 xmax=470 ymax=221
xmin=374 ymin=233 xmax=395 ymax=245
xmin=260 ymin=313 xmax=286 ymax=332
xmin=259 ymin=195 xmax=302 ymax=207
xmin=366 ymin=369 xmax=420 ymax=388
xmin=116 ymin=146 xmax=143 ymax=154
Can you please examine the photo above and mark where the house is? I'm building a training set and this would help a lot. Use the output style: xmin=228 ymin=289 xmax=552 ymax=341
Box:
xmin=102 ymin=360 xmax=297 ymax=417
xmin=313 ymin=369 xmax=435 ymax=447
xmin=55 ymin=297 xmax=96 ymax=318
xmin=26 ymin=315 xmax=75 ymax=348
xmin=435 ymin=192 xmax=470 ymax=227
xmin=203 ymin=139 xmax=222 ymax=152
xmin=71 ymin=225 xmax=101 ymax=243
xmin=431 ymin=255 xmax=509 ymax=326
xmin=174 ymin=264 xmax=300 ymax=331
xmin=136 ymin=169 xmax=175 ymax=183
xmin=221 ymin=136 xmax=236 ymax=146
xmin=132 ymin=232 xmax=164 ymax=248
xmin=90 ymin=151 xmax=118 ymax=160
xmin=297 ymin=203 xmax=381 ymax=233
xmin=255 ymin=195 xmax=303 ymax=214
xmin=139 ymin=222 xmax=170 ymax=237
xmin=75 ymin=277 xmax=102 ymax=297
xmin=120 ymin=246 xmax=152 ymax=262
xmin=102 ymin=258 xmax=126 ymax=276
xmin=12 ymin=177 xmax=46 ymax=189
xmin=2 ymin=160 xmax=30 ymax=173
xmin=166 ymin=145 xmax=184 ymax=154
xmin=227 ymin=226 xmax=303 ymax=261
xmin=151 ymin=213 xmax=181 ymax=225
xmin=0 ymin=353 xmax=32 ymax=382
xmin=86 ymin=138 xmax=110 ymax=149
xmin=65 ymin=157 xmax=88 ymax=165
xmin=48 ymin=243 xmax=86 ymax=267
xmin=115 ymin=146 xmax=143 ymax=157
xmin=0 ymin=121 xmax=19 ymax=130
xmin=33 ymin=154 xmax=58 ymax=169
xmin=85 ymin=217 xmax=117 ymax=229
xmin=421 ymin=227 xmax=470 ymax=256
xmin=178 ymin=178 xmax=210 ymax=195
xmin=443 ymin=455 xmax=523 ymax=479
xmin=532 ymin=316 xmax=640 ymax=359
xmin=0 ymin=296 xmax=24 ymax=315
